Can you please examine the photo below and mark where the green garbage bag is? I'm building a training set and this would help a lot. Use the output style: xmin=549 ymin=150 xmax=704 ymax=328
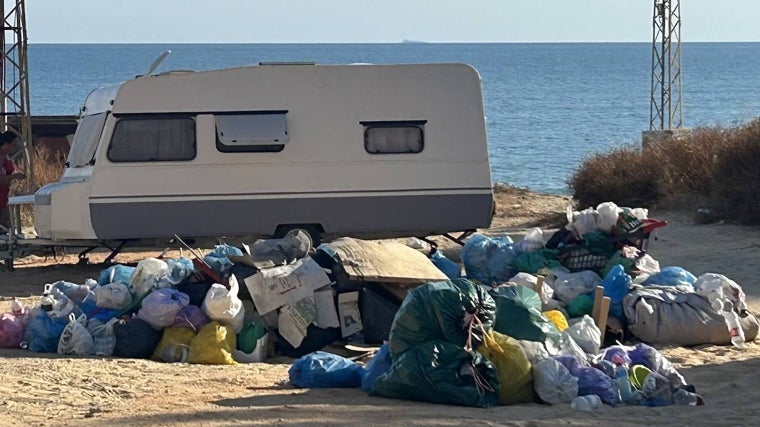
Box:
xmin=237 ymin=322 xmax=267 ymax=353
xmin=490 ymin=286 xmax=560 ymax=343
xmin=389 ymin=279 xmax=496 ymax=359
xmin=566 ymin=293 xmax=595 ymax=318
xmin=370 ymin=340 xmax=500 ymax=408
xmin=513 ymin=249 xmax=561 ymax=275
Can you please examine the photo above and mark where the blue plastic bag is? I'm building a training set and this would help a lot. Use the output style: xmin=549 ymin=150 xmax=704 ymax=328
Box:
xmin=602 ymin=265 xmax=632 ymax=320
xmin=97 ymin=264 xmax=136 ymax=286
xmin=361 ymin=343 xmax=392 ymax=392
xmin=51 ymin=280 xmax=91 ymax=303
xmin=289 ymin=351 xmax=365 ymax=388
xmin=166 ymin=258 xmax=196 ymax=285
xmin=555 ymin=355 xmax=619 ymax=406
xmin=430 ymin=250 xmax=461 ymax=279
xmin=24 ymin=311 xmax=67 ymax=353
xmin=643 ymin=266 xmax=696 ymax=288
xmin=79 ymin=294 xmax=121 ymax=322
xmin=461 ymin=234 xmax=517 ymax=285
xmin=203 ymin=245 xmax=244 ymax=278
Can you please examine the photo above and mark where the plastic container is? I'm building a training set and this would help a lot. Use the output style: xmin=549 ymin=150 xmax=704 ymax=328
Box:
xmin=232 ymin=333 xmax=269 ymax=363
xmin=570 ymin=395 xmax=601 ymax=411
xmin=11 ymin=298 xmax=25 ymax=317
xmin=720 ymin=300 xmax=745 ymax=348
xmin=614 ymin=365 xmax=633 ymax=403
xmin=40 ymin=284 xmax=54 ymax=312
xmin=673 ymin=389 xmax=703 ymax=406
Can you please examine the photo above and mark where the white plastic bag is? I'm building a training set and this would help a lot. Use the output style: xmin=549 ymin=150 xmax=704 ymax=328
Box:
xmin=130 ymin=257 xmax=169 ymax=297
xmin=566 ymin=206 xmax=597 ymax=239
xmin=547 ymin=270 xmax=602 ymax=303
xmin=516 ymin=339 xmax=549 ymax=365
xmin=635 ymin=254 xmax=661 ymax=276
xmin=58 ymin=313 xmax=95 ymax=355
xmin=532 ymin=357 xmax=579 ymax=404
xmin=694 ymin=273 xmax=748 ymax=314
xmin=202 ymin=276 xmax=245 ymax=333
xmin=595 ymin=202 xmax=621 ymax=233
xmin=515 ymin=227 xmax=545 ymax=253
xmin=138 ymin=288 xmax=190 ymax=330
xmin=94 ymin=282 xmax=133 ymax=310
xmin=563 ymin=315 xmax=601 ymax=355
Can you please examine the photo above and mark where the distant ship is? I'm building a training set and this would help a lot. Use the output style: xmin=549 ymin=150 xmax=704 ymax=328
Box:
xmin=402 ymin=39 xmax=428 ymax=44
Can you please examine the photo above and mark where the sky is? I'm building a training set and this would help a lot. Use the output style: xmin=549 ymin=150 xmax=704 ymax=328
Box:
xmin=18 ymin=0 xmax=760 ymax=43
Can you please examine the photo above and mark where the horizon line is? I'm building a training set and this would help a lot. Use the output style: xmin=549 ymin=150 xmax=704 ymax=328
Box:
xmin=27 ymin=40 xmax=760 ymax=45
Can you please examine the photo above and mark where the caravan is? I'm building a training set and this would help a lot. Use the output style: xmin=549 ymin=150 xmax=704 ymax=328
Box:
xmin=9 ymin=62 xmax=494 ymax=261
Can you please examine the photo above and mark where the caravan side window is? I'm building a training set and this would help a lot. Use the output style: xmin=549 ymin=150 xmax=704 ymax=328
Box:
xmin=215 ymin=111 xmax=289 ymax=153
xmin=107 ymin=115 xmax=196 ymax=162
xmin=361 ymin=120 xmax=426 ymax=154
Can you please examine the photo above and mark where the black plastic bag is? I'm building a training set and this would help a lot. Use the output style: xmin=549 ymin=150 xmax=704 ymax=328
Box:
xmin=113 ymin=317 xmax=163 ymax=359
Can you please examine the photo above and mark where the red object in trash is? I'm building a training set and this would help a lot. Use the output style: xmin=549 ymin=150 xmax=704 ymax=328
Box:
xmin=192 ymin=258 xmax=229 ymax=289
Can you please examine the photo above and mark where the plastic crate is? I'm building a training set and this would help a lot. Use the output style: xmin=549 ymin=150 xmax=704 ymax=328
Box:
xmin=558 ymin=246 xmax=609 ymax=272
xmin=558 ymin=218 xmax=668 ymax=272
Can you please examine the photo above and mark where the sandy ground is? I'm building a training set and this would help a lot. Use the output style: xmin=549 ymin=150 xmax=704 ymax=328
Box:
xmin=1 ymin=187 xmax=759 ymax=426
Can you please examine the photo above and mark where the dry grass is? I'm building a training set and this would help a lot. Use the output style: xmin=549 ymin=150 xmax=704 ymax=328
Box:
xmin=569 ymin=118 xmax=760 ymax=224
xmin=11 ymin=145 xmax=65 ymax=227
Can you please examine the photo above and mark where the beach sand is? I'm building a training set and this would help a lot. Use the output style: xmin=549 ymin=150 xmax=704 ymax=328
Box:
xmin=1 ymin=187 xmax=758 ymax=426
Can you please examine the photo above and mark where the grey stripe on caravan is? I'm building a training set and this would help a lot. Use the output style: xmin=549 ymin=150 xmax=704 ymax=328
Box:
xmin=88 ymin=187 xmax=494 ymax=201
xmin=89 ymin=192 xmax=494 ymax=240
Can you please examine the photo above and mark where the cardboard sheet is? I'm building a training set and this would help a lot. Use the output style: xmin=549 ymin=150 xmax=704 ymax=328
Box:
xmin=327 ymin=237 xmax=448 ymax=284
xmin=244 ymin=257 xmax=332 ymax=315
xmin=338 ymin=291 xmax=363 ymax=338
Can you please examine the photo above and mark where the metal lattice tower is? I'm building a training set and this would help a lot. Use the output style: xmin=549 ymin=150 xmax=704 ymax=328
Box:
xmin=1 ymin=0 xmax=33 ymax=187
xmin=650 ymin=0 xmax=683 ymax=130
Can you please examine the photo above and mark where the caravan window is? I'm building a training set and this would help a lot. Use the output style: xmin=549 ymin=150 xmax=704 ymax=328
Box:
xmin=361 ymin=120 xmax=426 ymax=154
xmin=107 ymin=116 xmax=196 ymax=162
xmin=215 ymin=111 xmax=289 ymax=153
xmin=67 ymin=112 xmax=107 ymax=167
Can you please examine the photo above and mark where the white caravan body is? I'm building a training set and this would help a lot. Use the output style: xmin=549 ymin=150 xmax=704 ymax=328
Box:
xmin=32 ymin=63 xmax=493 ymax=242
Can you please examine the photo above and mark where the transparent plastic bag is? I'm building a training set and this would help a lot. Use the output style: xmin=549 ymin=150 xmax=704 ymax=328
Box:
xmin=58 ymin=313 xmax=95 ymax=355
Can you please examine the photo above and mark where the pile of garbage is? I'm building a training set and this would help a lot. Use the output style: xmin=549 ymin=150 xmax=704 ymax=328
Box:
xmin=0 ymin=231 xmax=448 ymax=365
xmin=285 ymin=202 xmax=759 ymax=408
xmin=0 ymin=200 xmax=756 ymax=410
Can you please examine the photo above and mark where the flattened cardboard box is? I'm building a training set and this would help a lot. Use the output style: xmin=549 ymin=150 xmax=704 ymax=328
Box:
xmin=327 ymin=237 xmax=448 ymax=284
xmin=244 ymin=257 xmax=331 ymax=315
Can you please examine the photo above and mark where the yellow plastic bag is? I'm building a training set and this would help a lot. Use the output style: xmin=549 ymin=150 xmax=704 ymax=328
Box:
xmin=477 ymin=331 xmax=536 ymax=405
xmin=543 ymin=310 xmax=569 ymax=332
xmin=151 ymin=327 xmax=196 ymax=362
xmin=188 ymin=321 xmax=237 ymax=365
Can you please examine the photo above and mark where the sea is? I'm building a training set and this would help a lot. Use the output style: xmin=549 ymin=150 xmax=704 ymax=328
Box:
xmin=27 ymin=43 xmax=760 ymax=195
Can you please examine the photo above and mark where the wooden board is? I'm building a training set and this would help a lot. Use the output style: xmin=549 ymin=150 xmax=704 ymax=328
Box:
xmin=592 ymin=285 xmax=611 ymax=344
xmin=327 ymin=237 xmax=448 ymax=284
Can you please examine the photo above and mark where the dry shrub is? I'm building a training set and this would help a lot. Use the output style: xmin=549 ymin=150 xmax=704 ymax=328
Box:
xmin=568 ymin=144 xmax=661 ymax=209
xmin=11 ymin=144 xmax=65 ymax=228
xmin=570 ymin=118 xmax=760 ymax=223
xmin=648 ymin=127 xmax=727 ymax=198
xmin=710 ymin=119 xmax=760 ymax=223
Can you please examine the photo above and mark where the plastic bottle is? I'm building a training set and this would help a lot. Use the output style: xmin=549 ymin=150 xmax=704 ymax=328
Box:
xmin=673 ymin=389 xmax=703 ymax=406
xmin=570 ymin=395 xmax=601 ymax=411
xmin=11 ymin=297 xmax=25 ymax=317
xmin=614 ymin=365 xmax=633 ymax=403
xmin=721 ymin=300 xmax=745 ymax=348
xmin=40 ymin=284 xmax=54 ymax=312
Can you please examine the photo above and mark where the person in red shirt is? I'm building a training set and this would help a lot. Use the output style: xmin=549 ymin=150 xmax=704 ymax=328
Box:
xmin=0 ymin=131 xmax=26 ymax=229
